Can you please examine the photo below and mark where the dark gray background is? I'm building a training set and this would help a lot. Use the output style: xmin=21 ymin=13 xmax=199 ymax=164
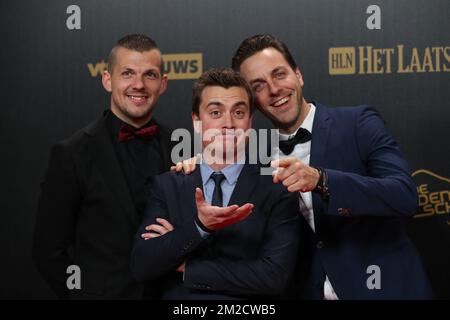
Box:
xmin=1 ymin=0 xmax=449 ymax=299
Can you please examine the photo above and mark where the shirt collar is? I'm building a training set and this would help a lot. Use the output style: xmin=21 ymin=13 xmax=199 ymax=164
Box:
xmin=279 ymin=103 xmax=316 ymax=141
xmin=200 ymin=163 xmax=244 ymax=185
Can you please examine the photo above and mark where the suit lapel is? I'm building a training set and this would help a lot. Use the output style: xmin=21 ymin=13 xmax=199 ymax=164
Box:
xmin=309 ymin=103 xmax=332 ymax=233
xmin=155 ymin=121 xmax=174 ymax=170
xmin=228 ymin=164 xmax=259 ymax=206
xmin=85 ymin=116 xmax=138 ymax=226
xmin=182 ymin=169 xmax=203 ymax=219
xmin=210 ymin=164 xmax=259 ymax=238
xmin=310 ymin=102 xmax=331 ymax=168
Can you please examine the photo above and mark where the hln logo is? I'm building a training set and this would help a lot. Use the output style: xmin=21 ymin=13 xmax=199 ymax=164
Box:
xmin=86 ymin=53 xmax=203 ymax=80
xmin=329 ymin=45 xmax=450 ymax=75
xmin=329 ymin=47 xmax=356 ymax=75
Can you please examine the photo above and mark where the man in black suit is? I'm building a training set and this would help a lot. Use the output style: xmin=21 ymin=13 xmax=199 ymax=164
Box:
xmin=130 ymin=68 xmax=300 ymax=299
xmin=32 ymin=34 xmax=173 ymax=299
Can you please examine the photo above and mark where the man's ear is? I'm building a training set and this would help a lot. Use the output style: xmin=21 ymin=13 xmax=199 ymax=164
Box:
xmin=192 ymin=112 xmax=201 ymax=134
xmin=102 ymin=70 xmax=112 ymax=92
xmin=158 ymin=74 xmax=168 ymax=95
xmin=294 ymin=68 xmax=304 ymax=87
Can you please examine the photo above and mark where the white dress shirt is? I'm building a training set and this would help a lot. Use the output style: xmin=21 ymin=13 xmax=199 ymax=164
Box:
xmin=273 ymin=103 xmax=339 ymax=300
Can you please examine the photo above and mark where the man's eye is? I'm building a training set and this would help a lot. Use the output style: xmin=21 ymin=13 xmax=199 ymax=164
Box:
xmin=274 ymin=72 xmax=286 ymax=79
xmin=146 ymin=71 xmax=157 ymax=79
xmin=122 ymin=71 xmax=131 ymax=77
xmin=252 ymin=83 xmax=265 ymax=92
xmin=211 ymin=110 xmax=221 ymax=117
xmin=234 ymin=110 xmax=245 ymax=118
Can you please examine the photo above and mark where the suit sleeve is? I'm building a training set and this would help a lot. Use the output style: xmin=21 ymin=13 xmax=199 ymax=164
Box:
xmin=324 ymin=106 xmax=418 ymax=217
xmin=130 ymin=175 xmax=205 ymax=282
xmin=183 ymin=191 xmax=300 ymax=296
xmin=32 ymin=143 xmax=80 ymax=299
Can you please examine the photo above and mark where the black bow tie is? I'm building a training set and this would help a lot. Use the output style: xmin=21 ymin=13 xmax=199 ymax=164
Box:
xmin=278 ymin=128 xmax=312 ymax=155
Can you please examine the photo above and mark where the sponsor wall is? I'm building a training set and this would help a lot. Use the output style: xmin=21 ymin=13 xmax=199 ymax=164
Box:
xmin=1 ymin=0 xmax=448 ymax=298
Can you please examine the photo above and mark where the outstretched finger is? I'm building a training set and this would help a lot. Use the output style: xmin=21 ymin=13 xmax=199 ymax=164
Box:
xmin=211 ymin=204 xmax=240 ymax=216
xmin=271 ymin=157 xmax=299 ymax=169
xmin=209 ymin=203 xmax=253 ymax=229
xmin=231 ymin=203 xmax=254 ymax=221
xmin=272 ymin=168 xmax=285 ymax=184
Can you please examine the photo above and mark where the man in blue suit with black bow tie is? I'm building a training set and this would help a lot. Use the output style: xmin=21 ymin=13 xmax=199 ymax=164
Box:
xmin=231 ymin=34 xmax=433 ymax=299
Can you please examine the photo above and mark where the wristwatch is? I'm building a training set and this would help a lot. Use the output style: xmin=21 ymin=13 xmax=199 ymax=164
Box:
xmin=313 ymin=167 xmax=330 ymax=200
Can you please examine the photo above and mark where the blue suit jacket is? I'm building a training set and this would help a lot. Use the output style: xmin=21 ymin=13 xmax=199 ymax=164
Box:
xmin=299 ymin=102 xmax=433 ymax=299
xmin=130 ymin=164 xmax=300 ymax=299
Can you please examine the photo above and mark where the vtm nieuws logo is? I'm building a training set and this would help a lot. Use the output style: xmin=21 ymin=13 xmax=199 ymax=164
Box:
xmin=329 ymin=45 xmax=450 ymax=75
xmin=87 ymin=53 xmax=203 ymax=80
xmin=412 ymin=169 xmax=450 ymax=226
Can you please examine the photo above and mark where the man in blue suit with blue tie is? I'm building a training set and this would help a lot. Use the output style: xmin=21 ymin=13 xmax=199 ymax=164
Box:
xmin=231 ymin=34 xmax=433 ymax=299
xmin=130 ymin=68 xmax=300 ymax=299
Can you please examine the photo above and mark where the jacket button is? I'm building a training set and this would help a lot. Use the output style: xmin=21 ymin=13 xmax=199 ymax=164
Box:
xmin=316 ymin=241 xmax=324 ymax=249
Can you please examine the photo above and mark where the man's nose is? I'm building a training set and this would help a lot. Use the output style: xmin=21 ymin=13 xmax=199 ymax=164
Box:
xmin=132 ymin=76 xmax=145 ymax=90
xmin=223 ymin=112 xmax=234 ymax=128
xmin=267 ymin=79 xmax=281 ymax=96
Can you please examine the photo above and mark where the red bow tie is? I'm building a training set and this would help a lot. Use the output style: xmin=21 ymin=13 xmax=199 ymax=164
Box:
xmin=118 ymin=123 xmax=159 ymax=142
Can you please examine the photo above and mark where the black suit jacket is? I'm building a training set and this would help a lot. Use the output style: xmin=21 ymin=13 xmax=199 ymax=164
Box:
xmin=130 ymin=164 xmax=301 ymax=299
xmin=32 ymin=114 xmax=173 ymax=299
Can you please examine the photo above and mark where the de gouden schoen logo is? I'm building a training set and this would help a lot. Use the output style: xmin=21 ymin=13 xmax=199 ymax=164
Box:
xmin=329 ymin=45 xmax=450 ymax=75
xmin=412 ymin=169 xmax=450 ymax=227
xmin=87 ymin=53 xmax=203 ymax=80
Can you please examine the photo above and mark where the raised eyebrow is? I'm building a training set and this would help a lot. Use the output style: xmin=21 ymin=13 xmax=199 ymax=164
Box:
xmin=145 ymin=68 xmax=159 ymax=74
xmin=249 ymin=78 xmax=265 ymax=85
xmin=121 ymin=67 xmax=135 ymax=73
xmin=271 ymin=66 xmax=287 ymax=75
xmin=233 ymin=101 xmax=249 ymax=108
xmin=205 ymin=101 xmax=224 ymax=109
xmin=249 ymin=67 xmax=287 ymax=84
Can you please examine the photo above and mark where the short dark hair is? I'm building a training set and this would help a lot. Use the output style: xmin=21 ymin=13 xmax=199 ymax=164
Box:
xmin=231 ymin=34 xmax=298 ymax=71
xmin=107 ymin=34 xmax=163 ymax=73
xmin=192 ymin=68 xmax=255 ymax=116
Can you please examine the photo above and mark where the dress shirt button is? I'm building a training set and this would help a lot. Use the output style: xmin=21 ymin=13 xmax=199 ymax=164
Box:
xmin=316 ymin=241 xmax=324 ymax=249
